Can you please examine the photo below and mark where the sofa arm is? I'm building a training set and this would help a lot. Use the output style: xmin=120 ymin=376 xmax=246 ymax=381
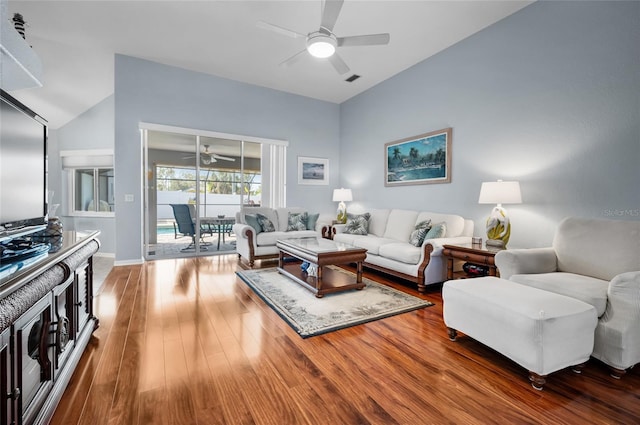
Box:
xmin=607 ymin=271 xmax=640 ymax=307
xmin=425 ymin=236 xmax=472 ymax=252
xmin=594 ymin=271 xmax=640 ymax=370
xmin=232 ymin=223 xmax=254 ymax=239
xmin=494 ymin=247 xmax=557 ymax=279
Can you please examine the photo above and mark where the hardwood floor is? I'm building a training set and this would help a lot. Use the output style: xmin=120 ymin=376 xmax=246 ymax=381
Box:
xmin=51 ymin=255 xmax=639 ymax=424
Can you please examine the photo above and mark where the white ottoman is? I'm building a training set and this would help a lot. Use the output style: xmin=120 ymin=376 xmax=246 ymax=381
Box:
xmin=443 ymin=277 xmax=598 ymax=390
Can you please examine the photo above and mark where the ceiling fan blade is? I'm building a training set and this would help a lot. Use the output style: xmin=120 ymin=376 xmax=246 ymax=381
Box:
xmin=212 ymin=154 xmax=235 ymax=162
xmin=256 ymin=20 xmax=305 ymax=39
xmin=320 ymin=0 xmax=344 ymax=32
xmin=328 ymin=53 xmax=350 ymax=75
xmin=337 ymin=33 xmax=390 ymax=47
xmin=279 ymin=48 xmax=308 ymax=68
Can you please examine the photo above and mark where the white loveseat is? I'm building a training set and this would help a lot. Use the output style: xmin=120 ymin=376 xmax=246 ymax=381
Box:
xmin=495 ymin=216 xmax=640 ymax=378
xmin=233 ymin=207 xmax=332 ymax=266
xmin=332 ymin=209 xmax=474 ymax=292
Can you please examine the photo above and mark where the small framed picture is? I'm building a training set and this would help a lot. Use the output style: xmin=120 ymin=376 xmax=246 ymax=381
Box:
xmin=298 ymin=156 xmax=329 ymax=185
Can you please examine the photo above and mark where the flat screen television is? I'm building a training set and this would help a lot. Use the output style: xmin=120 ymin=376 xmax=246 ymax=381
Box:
xmin=0 ymin=89 xmax=48 ymax=239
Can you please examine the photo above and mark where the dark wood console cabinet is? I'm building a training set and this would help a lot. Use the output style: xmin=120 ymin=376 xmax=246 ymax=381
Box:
xmin=0 ymin=231 xmax=100 ymax=425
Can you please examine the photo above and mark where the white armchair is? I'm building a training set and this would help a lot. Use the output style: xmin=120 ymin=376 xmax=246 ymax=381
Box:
xmin=495 ymin=216 xmax=640 ymax=378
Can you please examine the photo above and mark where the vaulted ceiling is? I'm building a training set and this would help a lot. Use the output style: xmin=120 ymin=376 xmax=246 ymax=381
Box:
xmin=7 ymin=0 xmax=533 ymax=128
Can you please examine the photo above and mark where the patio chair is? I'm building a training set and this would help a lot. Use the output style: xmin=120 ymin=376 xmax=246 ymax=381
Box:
xmin=170 ymin=204 xmax=209 ymax=251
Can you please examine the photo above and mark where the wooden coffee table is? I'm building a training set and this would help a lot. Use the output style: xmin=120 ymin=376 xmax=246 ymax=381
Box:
xmin=276 ymin=238 xmax=367 ymax=298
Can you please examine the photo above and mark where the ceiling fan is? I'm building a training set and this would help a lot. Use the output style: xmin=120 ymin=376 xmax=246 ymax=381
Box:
xmin=256 ymin=0 xmax=390 ymax=75
xmin=184 ymin=145 xmax=235 ymax=165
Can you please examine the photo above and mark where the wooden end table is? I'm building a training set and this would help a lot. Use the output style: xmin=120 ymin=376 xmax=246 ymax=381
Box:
xmin=442 ymin=243 xmax=503 ymax=280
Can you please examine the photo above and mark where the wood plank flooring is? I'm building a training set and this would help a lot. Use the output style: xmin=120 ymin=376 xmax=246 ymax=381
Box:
xmin=51 ymin=255 xmax=639 ymax=424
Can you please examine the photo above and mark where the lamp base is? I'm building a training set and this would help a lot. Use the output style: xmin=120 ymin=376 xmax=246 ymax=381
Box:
xmin=336 ymin=201 xmax=347 ymax=224
xmin=485 ymin=205 xmax=511 ymax=248
xmin=485 ymin=238 xmax=506 ymax=249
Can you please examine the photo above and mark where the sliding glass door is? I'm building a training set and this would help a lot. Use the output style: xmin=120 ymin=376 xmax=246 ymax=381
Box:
xmin=142 ymin=129 xmax=263 ymax=260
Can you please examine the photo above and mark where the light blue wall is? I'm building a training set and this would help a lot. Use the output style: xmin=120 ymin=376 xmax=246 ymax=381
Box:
xmin=114 ymin=55 xmax=340 ymax=263
xmin=339 ymin=0 xmax=640 ymax=248
xmin=51 ymin=95 xmax=115 ymax=254
xmin=53 ymin=0 xmax=639 ymax=261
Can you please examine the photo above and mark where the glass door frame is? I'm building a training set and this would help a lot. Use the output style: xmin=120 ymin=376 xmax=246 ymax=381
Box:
xmin=140 ymin=123 xmax=287 ymax=261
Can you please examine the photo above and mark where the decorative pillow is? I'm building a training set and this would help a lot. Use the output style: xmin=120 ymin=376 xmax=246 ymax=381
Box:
xmin=256 ymin=213 xmax=276 ymax=232
xmin=425 ymin=222 xmax=447 ymax=239
xmin=344 ymin=213 xmax=371 ymax=235
xmin=306 ymin=212 xmax=320 ymax=230
xmin=409 ymin=220 xmax=432 ymax=247
xmin=244 ymin=214 xmax=262 ymax=235
xmin=287 ymin=212 xmax=308 ymax=231
xmin=415 ymin=219 xmax=432 ymax=230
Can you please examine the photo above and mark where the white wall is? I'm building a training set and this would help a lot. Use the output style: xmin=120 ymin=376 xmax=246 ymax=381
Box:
xmin=339 ymin=1 xmax=640 ymax=248
xmin=51 ymin=95 xmax=115 ymax=253
xmin=114 ymin=55 xmax=341 ymax=263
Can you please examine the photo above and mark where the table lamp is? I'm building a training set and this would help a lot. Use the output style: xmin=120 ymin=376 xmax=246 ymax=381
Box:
xmin=332 ymin=188 xmax=352 ymax=224
xmin=478 ymin=180 xmax=522 ymax=248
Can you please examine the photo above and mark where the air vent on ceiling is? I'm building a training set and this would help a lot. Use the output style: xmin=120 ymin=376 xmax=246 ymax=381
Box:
xmin=345 ymin=74 xmax=360 ymax=83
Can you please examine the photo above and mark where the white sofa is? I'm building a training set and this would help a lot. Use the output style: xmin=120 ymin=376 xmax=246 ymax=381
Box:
xmin=332 ymin=209 xmax=474 ymax=292
xmin=495 ymin=216 xmax=640 ymax=378
xmin=233 ymin=207 xmax=332 ymax=266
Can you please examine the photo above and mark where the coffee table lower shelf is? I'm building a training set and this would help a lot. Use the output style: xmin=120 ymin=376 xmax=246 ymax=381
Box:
xmin=277 ymin=262 xmax=365 ymax=298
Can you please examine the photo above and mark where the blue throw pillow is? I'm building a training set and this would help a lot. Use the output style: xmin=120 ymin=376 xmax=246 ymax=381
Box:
xmin=306 ymin=212 xmax=320 ymax=230
xmin=244 ymin=214 xmax=262 ymax=235
xmin=425 ymin=222 xmax=446 ymax=239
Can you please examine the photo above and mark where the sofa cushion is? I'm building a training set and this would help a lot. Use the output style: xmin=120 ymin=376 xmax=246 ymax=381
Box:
xmin=383 ymin=209 xmax=419 ymax=242
xmin=335 ymin=234 xmax=396 ymax=255
xmin=344 ymin=213 xmax=371 ymax=235
xmin=256 ymin=213 xmax=276 ymax=232
xmin=425 ymin=222 xmax=447 ymax=239
xmin=379 ymin=243 xmax=422 ymax=265
xmin=287 ymin=212 xmax=308 ymax=231
xmin=510 ymin=272 xmax=609 ymax=317
xmin=256 ymin=230 xmax=317 ymax=246
xmin=244 ymin=214 xmax=262 ymax=235
xmin=368 ymin=209 xmax=391 ymax=237
xmin=243 ymin=207 xmax=278 ymax=229
xmin=416 ymin=212 xmax=465 ymax=237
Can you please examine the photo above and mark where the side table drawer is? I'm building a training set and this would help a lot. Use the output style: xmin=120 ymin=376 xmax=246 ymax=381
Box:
xmin=445 ymin=251 xmax=495 ymax=265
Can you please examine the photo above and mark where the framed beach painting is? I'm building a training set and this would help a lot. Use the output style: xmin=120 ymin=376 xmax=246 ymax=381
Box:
xmin=298 ymin=156 xmax=329 ymax=185
xmin=384 ymin=127 xmax=452 ymax=186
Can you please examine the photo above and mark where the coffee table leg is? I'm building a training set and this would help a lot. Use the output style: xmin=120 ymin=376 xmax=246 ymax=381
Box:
xmin=356 ymin=261 xmax=363 ymax=283
xmin=278 ymin=250 xmax=284 ymax=268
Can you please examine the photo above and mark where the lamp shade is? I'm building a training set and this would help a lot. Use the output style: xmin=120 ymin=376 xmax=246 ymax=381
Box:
xmin=478 ymin=181 xmax=522 ymax=205
xmin=332 ymin=188 xmax=353 ymax=202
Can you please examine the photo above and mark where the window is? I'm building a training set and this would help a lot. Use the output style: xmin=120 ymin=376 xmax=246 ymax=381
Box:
xmin=72 ymin=168 xmax=114 ymax=213
xmin=61 ymin=149 xmax=115 ymax=217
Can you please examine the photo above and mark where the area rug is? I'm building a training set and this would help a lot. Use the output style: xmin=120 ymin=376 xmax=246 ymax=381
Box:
xmin=236 ymin=267 xmax=434 ymax=338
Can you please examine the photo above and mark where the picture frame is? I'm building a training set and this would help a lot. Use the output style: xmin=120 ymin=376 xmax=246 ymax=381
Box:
xmin=298 ymin=156 xmax=329 ymax=185
xmin=384 ymin=127 xmax=452 ymax=186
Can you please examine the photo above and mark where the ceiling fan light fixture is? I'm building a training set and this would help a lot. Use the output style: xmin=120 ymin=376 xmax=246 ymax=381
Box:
xmin=307 ymin=32 xmax=337 ymax=58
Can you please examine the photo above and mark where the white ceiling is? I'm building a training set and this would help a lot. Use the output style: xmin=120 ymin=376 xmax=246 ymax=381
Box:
xmin=7 ymin=0 xmax=533 ymax=129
